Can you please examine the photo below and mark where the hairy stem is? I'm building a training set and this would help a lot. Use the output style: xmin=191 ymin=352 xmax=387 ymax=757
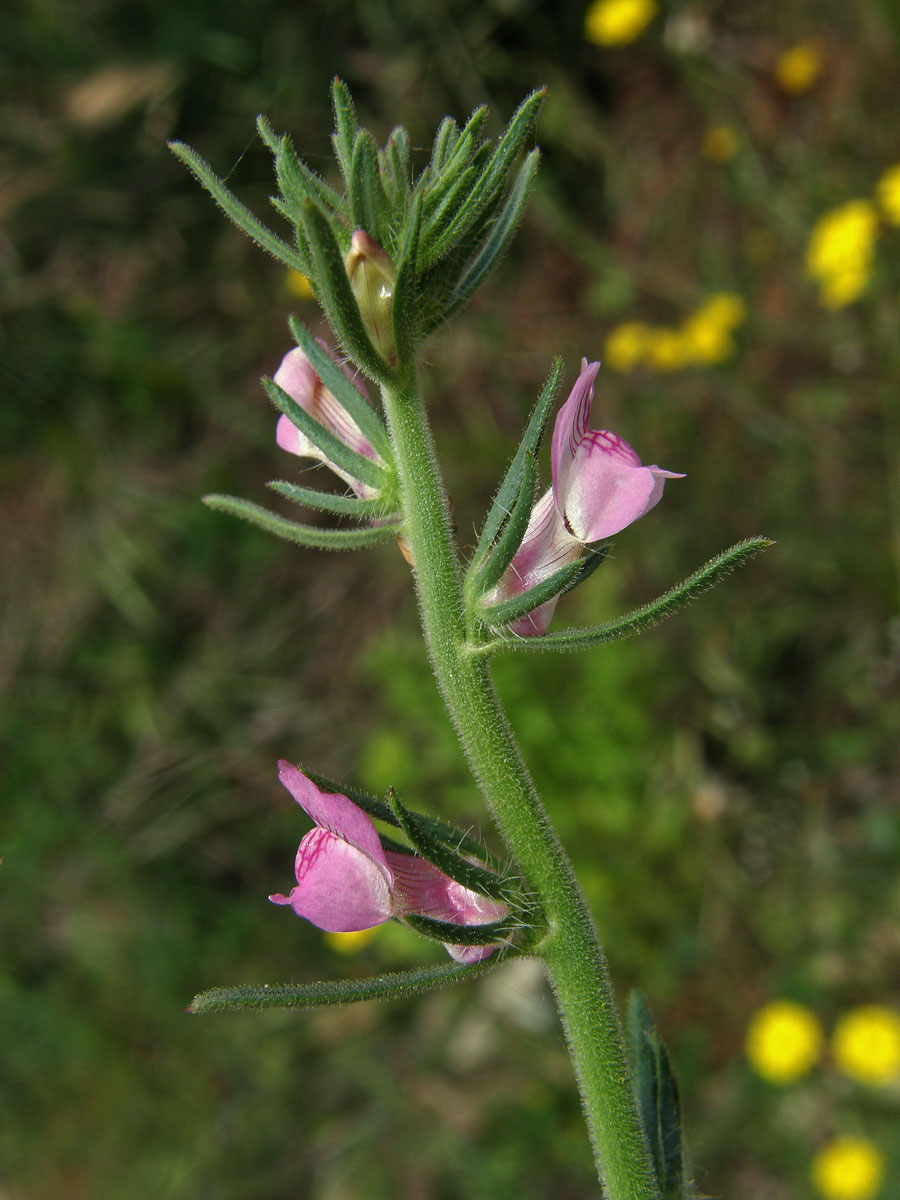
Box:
xmin=381 ymin=371 xmax=660 ymax=1200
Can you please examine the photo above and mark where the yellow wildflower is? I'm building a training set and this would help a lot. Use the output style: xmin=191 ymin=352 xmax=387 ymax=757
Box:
xmin=775 ymin=41 xmax=824 ymax=95
xmin=745 ymin=1000 xmax=824 ymax=1083
xmin=645 ymin=328 xmax=687 ymax=372
xmin=806 ymin=200 xmax=878 ymax=309
xmin=832 ymin=1005 xmax=900 ymax=1085
xmin=875 ymin=163 xmax=900 ymax=225
xmin=604 ymin=321 xmax=650 ymax=371
xmin=811 ymin=1137 xmax=885 ymax=1200
xmin=323 ymin=927 xmax=379 ymax=954
xmin=681 ymin=292 xmax=746 ymax=363
xmin=286 ymin=269 xmax=315 ymax=300
xmin=702 ymin=125 xmax=740 ymax=163
xmin=585 ymin=0 xmax=658 ymax=47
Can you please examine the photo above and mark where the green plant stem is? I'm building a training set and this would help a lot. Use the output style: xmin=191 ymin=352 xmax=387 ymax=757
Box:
xmin=381 ymin=372 xmax=660 ymax=1200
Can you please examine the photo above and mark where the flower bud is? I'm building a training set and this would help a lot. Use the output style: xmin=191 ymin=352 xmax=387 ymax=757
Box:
xmin=345 ymin=230 xmax=397 ymax=363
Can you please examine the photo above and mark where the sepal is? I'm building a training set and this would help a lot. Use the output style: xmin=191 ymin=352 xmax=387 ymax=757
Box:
xmin=386 ymin=789 xmax=520 ymax=905
xmin=189 ymin=956 xmax=506 ymax=1014
xmin=287 ymin=318 xmax=393 ymax=460
xmin=471 ymin=357 xmax=564 ymax=564
xmin=202 ymin=495 xmax=402 ymax=551
xmin=403 ymin=910 xmax=518 ymax=948
xmin=467 ymin=451 xmax=537 ymax=599
xmin=628 ymin=991 xmax=691 ymax=1200
xmin=263 ymin=375 xmax=388 ymax=491
xmin=477 ymin=554 xmax=595 ymax=629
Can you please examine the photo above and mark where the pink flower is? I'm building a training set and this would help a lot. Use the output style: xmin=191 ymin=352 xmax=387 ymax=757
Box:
xmin=487 ymin=358 xmax=683 ymax=636
xmin=274 ymin=346 xmax=385 ymax=500
xmin=269 ymin=761 xmax=508 ymax=963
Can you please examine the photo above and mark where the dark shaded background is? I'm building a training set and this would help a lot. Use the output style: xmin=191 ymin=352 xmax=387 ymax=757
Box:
xmin=2 ymin=1 xmax=899 ymax=1196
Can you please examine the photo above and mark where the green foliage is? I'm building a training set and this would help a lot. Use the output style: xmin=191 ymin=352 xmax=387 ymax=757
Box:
xmin=628 ymin=992 xmax=689 ymax=1200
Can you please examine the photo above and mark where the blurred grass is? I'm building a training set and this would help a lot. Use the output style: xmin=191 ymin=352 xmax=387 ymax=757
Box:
xmin=2 ymin=0 xmax=900 ymax=1197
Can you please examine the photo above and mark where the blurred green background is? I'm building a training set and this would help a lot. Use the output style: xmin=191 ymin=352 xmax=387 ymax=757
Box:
xmin=3 ymin=0 xmax=899 ymax=1196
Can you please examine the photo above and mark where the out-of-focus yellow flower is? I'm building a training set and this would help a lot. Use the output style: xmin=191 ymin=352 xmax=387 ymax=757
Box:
xmin=875 ymin=163 xmax=900 ymax=225
xmin=585 ymin=0 xmax=658 ymax=46
xmin=604 ymin=321 xmax=650 ymax=371
xmin=775 ymin=41 xmax=824 ymax=94
xmin=323 ymin=927 xmax=379 ymax=954
xmin=811 ymin=1137 xmax=885 ymax=1200
xmin=681 ymin=291 xmax=747 ymax=363
xmin=702 ymin=125 xmax=740 ymax=163
xmin=286 ymin=270 xmax=315 ymax=299
xmin=832 ymin=1006 xmax=900 ymax=1084
xmin=745 ymin=1000 xmax=824 ymax=1083
xmin=645 ymin=328 xmax=687 ymax=372
xmin=806 ymin=200 xmax=878 ymax=309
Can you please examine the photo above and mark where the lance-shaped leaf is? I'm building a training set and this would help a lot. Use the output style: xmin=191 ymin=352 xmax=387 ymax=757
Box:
xmin=257 ymin=115 xmax=348 ymax=222
xmin=391 ymin=193 xmax=423 ymax=369
xmin=421 ymin=154 xmax=488 ymax=244
xmin=382 ymin=125 xmax=410 ymax=205
xmin=287 ymin=318 xmax=393 ymax=461
xmin=403 ymin=910 xmax=518 ymax=947
xmin=472 ymin=358 xmax=563 ymax=565
xmin=297 ymin=199 xmax=393 ymax=383
xmin=437 ymin=105 xmax=489 ymax=180
xmin=425 ymin=88 xmax=545 ymax=266
xmin=189 ymin=956 xmax=505 ymax=1014
xmin=468 ymin=452 xmax=537 ymax=599
xmin=350 ymin=130 xmax=390 ymax=246
xmin=442 ymin=148 xmax=541 ymax=323
xmin=429 ymin=115 xmax=460 ymax=174
xmin=494 ymin=537 xmax=773 ymax=652
xmin=168 ymin=141 xmax=308 ymax=273
xmin=387 ymin=790 xmax=517 ymax=904
xmin=263 ymin=375 xmax=388 ymax=492
xmin=302 ymin=770 xmax=496 ymax=866
xmin=203 ymin=495 xmax=401 ymax=551
xmin=267 ymin=480 xmax=389 ymax=519
xmin=477 ymin=554 xmax=592 ymax=628
xmin=331 ymin=77 xmax=358 ymax=190
xmin=628 ymin=991 xmax=689 ymax=1200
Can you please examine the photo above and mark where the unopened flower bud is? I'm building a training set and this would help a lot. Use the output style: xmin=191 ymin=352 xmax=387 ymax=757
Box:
xmin=345 ymin=230 xmax=397 ymax=363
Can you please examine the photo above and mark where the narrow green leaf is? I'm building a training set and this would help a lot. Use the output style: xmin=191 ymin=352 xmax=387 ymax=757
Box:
xmin=189 ymin=957 xmax=503 ymax=1014
xmin=383 ymin=125 xmax=410 ymax=206
xmin=426 ymin=88 xmax=545 ymax=264
xmin=403 ymin=911 xmax=516 ymax=947
xmin=468 ymin=452 xmax=537 ymax=599
xmin=391 ymin=193 xmax=423 ymax=369
xmin=478 ymin=554 xmax=588 ymax=629
xmin=497 ymin=538 xmax=773 ymax=653
xmin=297 ymin=199 xmax=393 ymax=384
xmin=443 ymin=148 xmax=541 ymax=321
xmin=558 ymin=545 xmax=609 ymax=597
xmin=429 ymin=116 xmax=460 ymax=173
xmin=258 ymin=116 xmax=349 ymax=221
xmin=169 ymin=141 xmax=308 ymax=272
xmin=421 ymin=162 xmax=482 ymax=245
xmin=262 ymin=376 xmax=387 ymax=491
xmin=331 ymin=77 xmax=357 ymax=189
xmin=266 ymin=480 xmax=388 ymax=518
xmin=350 ymin=130 xmax=389 ymax=245
xmin=287 ymin=317 xmax=393 ymax=461
xmin=441 ymin=105 xmax=489 ymax=175
xmin=302 ymin=770 xmax=495 ymax=866
xmin=387 ymin=790 xmax=516 ymax=903
xmin=628 ymin=991 xmax=687 ymax=1199
xmin=203 ymin=495 xmax=400 ymax=551
xmin=472 ymin=358 xmax=564 ymax=564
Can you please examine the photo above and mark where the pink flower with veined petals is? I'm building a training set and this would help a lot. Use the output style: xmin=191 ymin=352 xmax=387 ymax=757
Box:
xmin=274 ymin=346 xmax=385 ymax=500
xmin=269 ymin=761 xmax=508 ymax=963
xmin=485 ymin=358 xmax=683 ymax=636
